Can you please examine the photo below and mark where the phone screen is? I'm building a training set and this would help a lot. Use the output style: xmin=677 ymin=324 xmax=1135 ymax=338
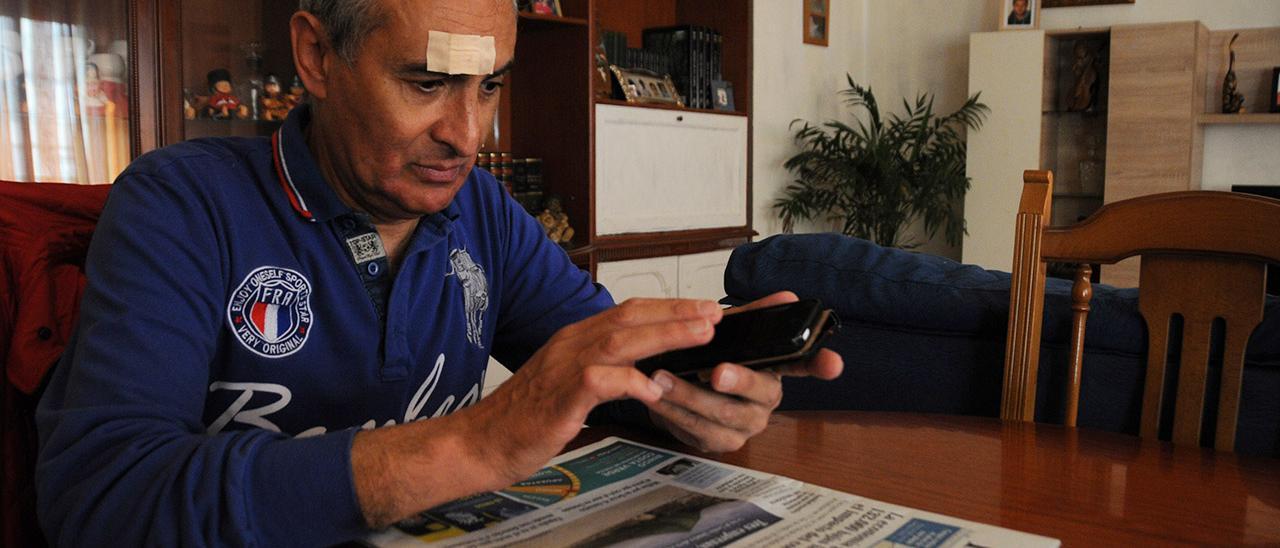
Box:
xmin=636 ymin=299 xmax=824 ymax=376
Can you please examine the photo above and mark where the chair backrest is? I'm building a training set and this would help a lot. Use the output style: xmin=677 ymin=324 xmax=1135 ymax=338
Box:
xmin=1002 ymin=170 xmax=1280 ymax=451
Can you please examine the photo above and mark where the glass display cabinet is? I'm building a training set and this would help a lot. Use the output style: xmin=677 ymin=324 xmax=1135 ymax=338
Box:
xmin=0 ymin=0 xmax=133 ymax=183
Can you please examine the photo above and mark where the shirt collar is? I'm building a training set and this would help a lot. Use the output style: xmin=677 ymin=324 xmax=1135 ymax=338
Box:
xmin=271 ymin=104 xmax=464 ymax=225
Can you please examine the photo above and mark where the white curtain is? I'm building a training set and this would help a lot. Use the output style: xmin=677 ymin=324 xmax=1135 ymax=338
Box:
xmin=0 ymin=9 xmax=128 ymax=184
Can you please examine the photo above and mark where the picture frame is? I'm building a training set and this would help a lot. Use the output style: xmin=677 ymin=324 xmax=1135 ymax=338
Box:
xmin=610 ymin=66 xmax=683 ymax=107
xmin=1044 ymin=0 xmax=1134 ymax=7
xmin=711 ymin=80 xmax=735 ymax=112
xmin=1271 ymin=67 xmax=1280 ymax=113
xmin=1000 ymin=0 xmax=1039 ymax=30
xmin=524 ymin=0 xmax=561 ymax=16
xmin=803 ymin=0 xmax=829 ymax=47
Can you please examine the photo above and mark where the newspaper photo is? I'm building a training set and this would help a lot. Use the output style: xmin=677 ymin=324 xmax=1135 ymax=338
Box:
xmin=367 ymin=437 xmax=1059 ymax=548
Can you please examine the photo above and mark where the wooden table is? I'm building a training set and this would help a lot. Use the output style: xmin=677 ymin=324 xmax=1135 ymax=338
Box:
xmin=576 ymin=411 xmax=1280 ymax=546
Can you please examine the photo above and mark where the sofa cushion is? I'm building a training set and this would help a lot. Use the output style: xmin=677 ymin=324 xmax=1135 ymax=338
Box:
xmin=724 ymin=234 xmax=1280 ymax=456
xmin=724 ymin=233 xmax=1148 ymax=355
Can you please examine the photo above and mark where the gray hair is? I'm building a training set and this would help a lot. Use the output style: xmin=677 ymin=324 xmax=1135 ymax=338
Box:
xmin=299 ymin=0 xmax=518 ymax=64
xmin=298 ymin=0 xmax=386 ymax=64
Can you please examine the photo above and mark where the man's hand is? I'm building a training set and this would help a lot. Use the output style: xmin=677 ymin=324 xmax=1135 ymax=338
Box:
xmin=460 ymin=298 xmax=726 ymax=485
xmin=351 ymin=298 xmax=724 ymax=527
xmin=645 ymin=291 xmax=844 ymax=453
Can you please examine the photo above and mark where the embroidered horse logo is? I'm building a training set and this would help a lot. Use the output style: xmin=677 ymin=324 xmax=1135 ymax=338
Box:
xmin=447 ymin=248 xmax=488 ymax=348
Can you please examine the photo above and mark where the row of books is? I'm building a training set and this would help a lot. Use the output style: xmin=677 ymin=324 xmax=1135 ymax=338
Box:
xmin=601 ymin=30 xmax=672 ymax=78
xmin=642 ymin=25 xmax=723 ymax=110
xmin=476 ymin=152 xmax=546 ymax=213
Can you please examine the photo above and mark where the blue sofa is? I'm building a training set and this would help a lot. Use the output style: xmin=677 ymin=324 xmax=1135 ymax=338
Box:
xmin=723 ymin=234 xmax=1280 ymax=457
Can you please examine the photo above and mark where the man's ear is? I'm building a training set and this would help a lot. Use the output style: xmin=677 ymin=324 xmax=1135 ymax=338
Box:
xmin=291 ymin=11 xmax=331 ymax=101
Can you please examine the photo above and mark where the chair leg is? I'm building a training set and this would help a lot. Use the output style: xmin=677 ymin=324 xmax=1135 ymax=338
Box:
xmin=1065 ymin=264 xmax=1092 ymax=428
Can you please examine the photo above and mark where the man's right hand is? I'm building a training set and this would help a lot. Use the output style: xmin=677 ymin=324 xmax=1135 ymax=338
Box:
xmin=349 ymin=298 xmax=722 ymax=527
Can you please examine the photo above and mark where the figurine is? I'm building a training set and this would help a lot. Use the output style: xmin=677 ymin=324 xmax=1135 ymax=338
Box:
xmin=182 ymin=88 xmax=197 ymax=120
xmin=537 ymin=195 xmax=574 ymax=245
xmin=593 ymin=31 xmax=612 ymax=99
xmin=283 ymin=75 xmax=307 ymax=110
xmin=82 ymin=63 xmax=107 ymax=116
xmin=1067 ymin=41 xmax=1099 ymax=112
xmin=204 ymin=68 xmax=249 ymax=120
xmin=260 ymin=74 xmax=290 ymax=121
xmin=1222 ymin=33 xmax=1245 ymax=114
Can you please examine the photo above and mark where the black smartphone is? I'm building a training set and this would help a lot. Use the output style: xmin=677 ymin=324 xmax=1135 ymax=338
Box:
xmin=636 ymin=299 xmax=837 ymax=379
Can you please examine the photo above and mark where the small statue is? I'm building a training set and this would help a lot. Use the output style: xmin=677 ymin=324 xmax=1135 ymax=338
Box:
xmin=1222 ymin=33 xmax=1245 ymax=114
xmin=593 ymin=29 xmax=612 ymax=99
xmin=283 ymin=75 xmax=307 ymax=110
xmin=182 ymin=88 xmax=197 ymax=120
xmin=82 ymin=63 xmax=107 ymax=116
xmin=204 ymin=68 xmax=249 ymax=119
xmin=259 ymin=74 xmax=290 ymax=121
xmin=1067 ymin=42 xmax=1099 ymax=112
xmin=537 ymin=196 xmax=575 ymax=245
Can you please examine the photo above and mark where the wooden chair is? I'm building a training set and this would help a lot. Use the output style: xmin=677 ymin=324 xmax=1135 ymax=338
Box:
xmin=1001 ymin=170 xmax=1280 ymax=451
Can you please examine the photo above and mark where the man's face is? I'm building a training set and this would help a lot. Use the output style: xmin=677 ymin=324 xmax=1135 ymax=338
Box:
xmin=1013 ymin=0 xmax=1028 ymax=16
xmin=313 ymin=0 xmax=516 ymax=220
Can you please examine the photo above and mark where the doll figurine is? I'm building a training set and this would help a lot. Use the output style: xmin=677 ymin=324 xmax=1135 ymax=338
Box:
xmin=260 ymin=74 xmax=290 ymax=121
xmin=1067 ymin=42 xmax=1099 ymax=112
xmin=537 ymin=195 xmax=575 ymax=245
xmin=283 ymin=75 xmax=307 ymax=110
xmin=204 ymin=68 xmax=249 ymax=119
xmin=1222 ymin=33 xmax=1246 ymax=114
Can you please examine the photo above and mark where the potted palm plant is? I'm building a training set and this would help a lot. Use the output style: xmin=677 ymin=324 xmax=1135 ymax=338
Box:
xmin=775 ymin=75 xmax=989 ymax=248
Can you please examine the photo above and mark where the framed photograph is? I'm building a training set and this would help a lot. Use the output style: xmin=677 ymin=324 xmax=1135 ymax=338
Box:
xmin=1271 ymin=67 xmax=1280 ymax=113
xmin=804 ymin=0 xmax=829 ymax=47
xmin=610 ymin=66 xmax=683 ymax=107
xmin=1044 ymin=0 xmax=1134 ymax=7
xmin=525 ymin=0 xmax=561 ymax=16
xmin=711 ymin=80 xmax=735 ymax=112
xmin=1000 ymin=0 xmax=1039 ymax=30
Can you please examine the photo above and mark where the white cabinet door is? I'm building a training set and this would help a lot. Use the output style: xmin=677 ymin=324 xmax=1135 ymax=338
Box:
xmin=595 ymin=104 xmax=748 ymax=235
xmin=596 ymin=256 xmax=679 ymax=302
xmin=677 ymin=249 xmax=733 ymax=302
xmin=597 ymin=250 xmax=732 ymax=303
xmin=964 ymin=30 xmax=1045 ymax=271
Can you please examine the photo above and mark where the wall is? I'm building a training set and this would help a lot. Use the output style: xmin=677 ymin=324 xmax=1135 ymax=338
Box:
xmin=752 ymin=0 xmax=1280 ymax=256
xmin=860 ymin=1 xmax=997 ymax=258
xmin=751 ymin=0 xmax=867 ymax=238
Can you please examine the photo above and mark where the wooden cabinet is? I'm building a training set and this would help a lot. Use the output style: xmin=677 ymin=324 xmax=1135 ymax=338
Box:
xmin=596 ymin=248 xmax=733 ymax=302
xmin=676 ymin=248 xmax=735 ymax=301
xmin=966 ymin=22 xmax=1209 ymax=286
xmin=595 ymin=104 xmax=748 ymax=235
xmin=508 ymin=0 xmax=755 ymax=278
xmin=1101 ymin=22 xmax=1208 ymax=286
xmin=597 ymin=256 xmax=681 ymax=301
xmin=0 ymin=0 xmax=144 ymax=183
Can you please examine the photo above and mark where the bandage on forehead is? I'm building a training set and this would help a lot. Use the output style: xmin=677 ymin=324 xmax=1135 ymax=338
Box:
xmin=426 ymin=30 xmax=497 ymax=75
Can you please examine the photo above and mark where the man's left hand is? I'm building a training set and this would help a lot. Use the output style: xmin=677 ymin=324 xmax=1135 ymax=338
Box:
xmin=644 ymin=291 xmax=844 ymax=453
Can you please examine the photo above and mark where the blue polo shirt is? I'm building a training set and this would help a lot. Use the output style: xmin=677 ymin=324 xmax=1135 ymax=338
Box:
xmin=35 ymin=105 xmax=614 ymax=546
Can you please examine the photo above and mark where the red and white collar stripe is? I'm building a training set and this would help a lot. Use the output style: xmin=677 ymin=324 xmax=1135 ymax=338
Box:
xmin=271 ymin=129 xmax=315 ymax=221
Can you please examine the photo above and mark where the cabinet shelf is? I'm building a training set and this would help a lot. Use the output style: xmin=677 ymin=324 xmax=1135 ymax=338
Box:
xmin=517 ymin=13 xmax=588 ymax=27
xmin=1053 ymin=193 xmax=1104 ymax=199
xmin=594 ymin=98 xmax=748 ymax=117
xmin=1041 ymin=109 xmax=1107 ymax=116
xmin=1197 ymin=113 xmax=1280 ymax=125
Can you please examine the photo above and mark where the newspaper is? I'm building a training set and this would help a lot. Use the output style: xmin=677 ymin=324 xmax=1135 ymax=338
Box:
xmin=368 ymin=437 xmax=1059 ymax=548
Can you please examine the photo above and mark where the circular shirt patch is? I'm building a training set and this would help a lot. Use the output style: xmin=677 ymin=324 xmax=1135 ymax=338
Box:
xmin=227 ymin=266 xmax=313 ymax=358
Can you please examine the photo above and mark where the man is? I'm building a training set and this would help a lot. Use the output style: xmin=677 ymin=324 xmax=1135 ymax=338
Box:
xmin=1008 ymin=0 xmax=1033 ymax=25
xmin=35 ymin=0 xmax=842 ymax=545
